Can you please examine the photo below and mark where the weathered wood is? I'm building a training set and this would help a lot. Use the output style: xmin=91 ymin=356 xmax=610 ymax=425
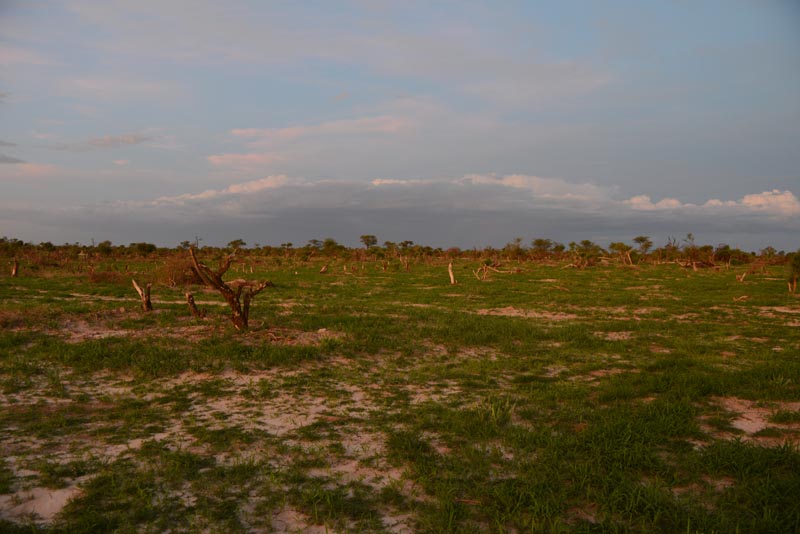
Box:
xmin=189 ymin=247 xmax=271 ymax=329
xmin=131 ymin=278 xmax=153 ymax=312
xmin=448 ymin=262 xmax=457 ymax=285
xmin=11 ymin=259 xmax=18 ymax=277
xmin=186 ymin=292 xmax=205 ymax=318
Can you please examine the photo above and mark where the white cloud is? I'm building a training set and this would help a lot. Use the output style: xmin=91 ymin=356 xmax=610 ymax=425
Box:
xmin=154 ymin=175 xmax=302 ymax=204
xmin=625 ymin=195 xmax=686 ymax=211
xmin=458 ymin=173 xmax=613 ymax=201
xmin=370 ymin=178 xmax=427 ymax=186
xmin=626 ymin=189 xmax=800 ymax=217
xmin=136 ymin=173 xmax=799 ymax=226
xmin=736 ymin=189 xmax=800 ymax=216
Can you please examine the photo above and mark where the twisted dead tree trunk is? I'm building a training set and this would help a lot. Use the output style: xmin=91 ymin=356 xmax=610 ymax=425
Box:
xmin=189 ymin=248 xmax=271 ymax=330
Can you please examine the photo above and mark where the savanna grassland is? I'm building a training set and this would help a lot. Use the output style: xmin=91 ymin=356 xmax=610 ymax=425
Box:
xmin=1 ymin=250 xmax=799 ymax=533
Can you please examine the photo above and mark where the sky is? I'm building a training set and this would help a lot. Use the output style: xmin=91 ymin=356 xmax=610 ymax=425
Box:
xmin=1 ymin=1 xmax=798 ymax=251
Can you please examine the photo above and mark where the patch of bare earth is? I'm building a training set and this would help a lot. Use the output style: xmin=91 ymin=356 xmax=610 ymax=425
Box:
xmin=570 ymin=368 xmax=640 ymax=383
xmin=698 ymin=397 xmax=800 ymax=446
xmin=51 ymin=313 xmax=344 ymax=346
xmin=0 ymin=485 xmax=84 ymax=524
xmin=475 ymin=306 xmax=577 ymax=321
xmin=0 ymin=365 xmax=419 ymax=529
xmin=270 ymin=506 xmax=330 ymax=534
xmin=596 ymin=331 xmax=633 ymax=341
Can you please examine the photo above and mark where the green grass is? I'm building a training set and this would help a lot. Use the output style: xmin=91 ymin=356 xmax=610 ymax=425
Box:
xmin=0 ymin=260 xmax=799 ymax=532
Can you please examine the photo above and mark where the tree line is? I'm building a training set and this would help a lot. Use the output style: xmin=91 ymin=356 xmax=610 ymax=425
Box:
xmin=1 ymin=234 xmax=794 ymax=268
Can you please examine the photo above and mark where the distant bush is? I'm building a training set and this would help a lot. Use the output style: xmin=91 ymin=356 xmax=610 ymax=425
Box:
xmin=156 ymin=253 xmax=203 ymax=287
xmin=87 ymin=269 xmax=126 ymax=285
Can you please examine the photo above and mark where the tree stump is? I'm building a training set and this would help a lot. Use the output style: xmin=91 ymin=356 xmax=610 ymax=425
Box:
xmin=131 ymin=279 xmax=153 ymax=312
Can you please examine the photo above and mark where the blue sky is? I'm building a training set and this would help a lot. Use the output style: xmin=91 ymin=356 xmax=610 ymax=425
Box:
xmin=1 ymin=1 xmax=798 ymax=250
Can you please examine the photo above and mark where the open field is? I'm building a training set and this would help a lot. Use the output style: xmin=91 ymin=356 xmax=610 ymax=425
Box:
xmin=1 ymin=256 xmax=799 ymax=533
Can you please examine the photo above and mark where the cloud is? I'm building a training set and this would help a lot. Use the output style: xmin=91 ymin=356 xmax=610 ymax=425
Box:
xmin=0 ymin=153 xmax=25 ymax=164
xmin=626 ymin=189 xmax=800 ymax=217
xmin=458 ymin=173 xmax=613 ymax=202
xmin=0 ymin=140 xmax=17 ymax=147
xmin=128 ymin=173 xmax=799 ymax=230
xmin=736 ymin=190 xmax=800 ymax=216
xmin=51 ymin=133 xmax=152 ymax=151
xmin=7 ymin=172 xmax=797 ymax=251
xmin=154 ymin=175 xmax=302 ymax=204
xmin=113 ymin=159 xmax=130 ymax=166
xmin=370 ymin=178 xmax=426 ymax=186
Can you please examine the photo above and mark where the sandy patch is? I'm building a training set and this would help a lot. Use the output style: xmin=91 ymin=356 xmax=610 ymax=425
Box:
xmin=0 ymin=485 xmax=83 ymax=523
xmin=596 ymin=331 xmax=633 ymax=341
xmin=700 ymin=397 xmax=800 ymax=445
xmin=475 ymin=307 xmax=577 ymax=321
xmin=270 ymin=506 xmax=329 ymax=533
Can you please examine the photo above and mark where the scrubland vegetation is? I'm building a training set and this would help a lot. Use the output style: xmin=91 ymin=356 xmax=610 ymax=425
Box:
xmin=1 ymin=235 xmax=799 ymax=533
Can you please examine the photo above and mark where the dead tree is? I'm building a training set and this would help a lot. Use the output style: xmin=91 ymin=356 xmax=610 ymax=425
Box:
xmin=448 ymin=262 xmax=457 ymax=285
xmin=131 ymin=279 xmax=153 ymax=311
xmin=185 ymin=292 xmax=205 ymax=318
xmin=189 ymin=248 xmax=271 ymax=330
xmin=10 ymin=259 xmax=19 ymax=277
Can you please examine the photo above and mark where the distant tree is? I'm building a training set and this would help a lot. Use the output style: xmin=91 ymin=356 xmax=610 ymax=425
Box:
xmin=306 ymin=240 xmax=321 ymax=250
xmin=322 ymin=238 xmax=344 ymax=256
xmin=682 ymin=233 xmax=699 ymax=265
xmin=531 ymin=238 xmax=554 ymax=260
xmin=633 ymin=235 xmax=653 ymax=255
xmin=503 ymin=237 xmax=526 ymax=260
xmin=608 ymin=242 xmax=633 ymax=265
xmin=228 ymin=239 xmax=246 ymax=251
xmin=360 ymin=235 xmax=378 ymax=249
xmin=760 ymin=246 xmax=777 ymax=259
xmin=131 ymin=242 xmax=157 ymax=256
xmin=96 ymin=240 xmax=113 ymax=256
xmin=714 ymin=244 xmax=732 ymax=265
xmin=179 ymin=240 xmax=192 ymax=250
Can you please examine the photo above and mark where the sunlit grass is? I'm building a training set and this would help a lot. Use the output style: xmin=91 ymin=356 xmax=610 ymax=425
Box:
xmin=0 ymin=259 xmax=798 ymax=532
